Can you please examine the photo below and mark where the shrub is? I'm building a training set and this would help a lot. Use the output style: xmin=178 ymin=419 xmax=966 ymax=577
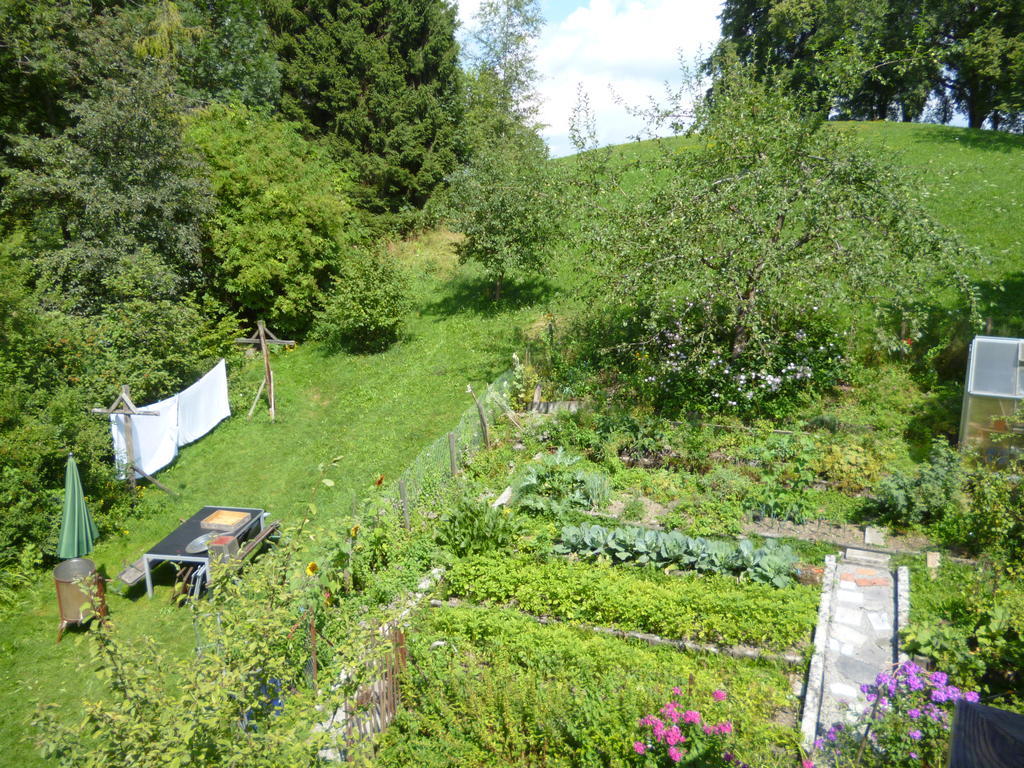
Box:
xmin=446 ymin=554 xmax=818 ymax=649
xmin=186 ymin=104 xmax=369 ymax=337
xmin=935 ymin=463 xmax=1024 ymax=559
xmin=311 ymin=249 xmax=409 ymax=353
xmin=874 ymin=439 xmax=965 ymax=528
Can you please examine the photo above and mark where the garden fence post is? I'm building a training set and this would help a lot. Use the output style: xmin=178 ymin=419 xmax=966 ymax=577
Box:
xmin=398 ymin=479 xmax=409 ymax=529
xmin=448 ymin=432 xmax=458 ymax=476
xmin=467 ymin=385 xmax=490 ymax=450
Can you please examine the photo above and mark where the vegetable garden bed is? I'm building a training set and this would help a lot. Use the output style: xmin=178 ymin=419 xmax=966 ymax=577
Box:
xmin=373 ymin=605 xmax=802 ymax=768
xmin=446 ymin=554 xmax=820 ymax=651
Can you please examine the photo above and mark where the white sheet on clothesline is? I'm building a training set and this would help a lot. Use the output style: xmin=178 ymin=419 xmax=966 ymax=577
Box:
xmin=110 ymin=394 xmax=179 ymax=479
xmin=109 ymin=359 xmax=231 ymax=479
xmin=177 ymin=359 xmax=231 ymax=446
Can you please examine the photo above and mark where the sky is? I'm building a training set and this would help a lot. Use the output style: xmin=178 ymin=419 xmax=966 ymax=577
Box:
xmin=456 ymin=0 xmax=725 ymax=157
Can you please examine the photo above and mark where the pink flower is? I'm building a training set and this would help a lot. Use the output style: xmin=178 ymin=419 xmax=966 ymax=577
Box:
xmin=716 ymin=721 xmax=733 ymax=735
xmin=682 ymin=710 xmax=701 ymax=724
xmin=668 ymin=746 xmax=684 ymax=763
xmin=713 ymin=689 xmax=728 ymax=701
xmin=802 ymin=760 xmax=815 ymax=768
xmin=703 ymin=725 xmax=715 ymax=735
xmin=633 ymin=741 xmax=646 ymax=755
xmin=672 ymin=686 xmax=683 ymax=695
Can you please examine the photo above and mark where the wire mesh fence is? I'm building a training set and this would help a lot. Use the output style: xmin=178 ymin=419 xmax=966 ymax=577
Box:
xmin=378 ymin=370 xmax=513 ymax=517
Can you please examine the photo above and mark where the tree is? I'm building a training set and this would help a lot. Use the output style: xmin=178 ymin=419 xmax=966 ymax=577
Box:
xmin=447 ymin=0 xmax=554 ymax=300
xmin=572 ymin=59 xmax=977 ymax=413
xmin=186 ymin=104 xmax=369 ymax=337
xmin=936 ymin=0 xmax=1024 ymax=129
xmin=268 ymin=0 xmax=464 ymax=213
xmin=135 ymin=0 xmax=281 ymax=107
xmin=447 ymin=129 xmax=553 ymax=300
xmin=470 ymin=0 xmax=543 ymax=124
xmin=3 ymin=56 xmax=212 ymax=314
xmin=718 ymin=0 xmax=1024 ymax=130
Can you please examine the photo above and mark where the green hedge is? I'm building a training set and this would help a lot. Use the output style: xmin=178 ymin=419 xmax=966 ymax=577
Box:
xmin=447 ymin=554 xmax=819 ymax=650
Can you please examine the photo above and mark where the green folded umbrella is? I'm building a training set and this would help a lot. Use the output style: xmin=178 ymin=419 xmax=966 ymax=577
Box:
xmin=57 ymin=454 xmax=99 ymax=559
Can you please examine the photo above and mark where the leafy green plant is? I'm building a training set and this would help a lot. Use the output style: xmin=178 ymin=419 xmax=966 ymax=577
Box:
xmin=903 ymin=562 xmax=1024 ymax=697
xmin=874 ymin=439 xmax=965 ymax=528
xmin=745 ymin=479 xmax=813 ymax=525
xmin=437 ymin=498 xmax=525 ymax=558
xmin=554 ymin=523 xmax=798 ymax=587
xmin=512 ymin=449 xmax=610 ymax=519
xmin=375 ymin=606 xmax=796 ymax=768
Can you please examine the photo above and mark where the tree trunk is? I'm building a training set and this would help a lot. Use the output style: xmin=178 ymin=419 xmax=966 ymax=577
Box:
xmin=493 ymin=274 xmax=503 ymax=301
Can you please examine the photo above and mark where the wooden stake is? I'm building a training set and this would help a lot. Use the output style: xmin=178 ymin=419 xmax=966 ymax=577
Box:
xmin=398 ymin=479 xmax=409 ymax=529
xmin=247 ymin=377 xmax=266 ymax=419
xmin=448 ymin=432 xmax=458 ymax=476
xmin=121 ymin=387 xmax=138 ymax=492
xmin=235 ymin=321 xmax=294 ymax=422
xmin=90 ymin=385 xmax=171 ymax=494
xmin=467 ymin=385 xmax=490 ymax=449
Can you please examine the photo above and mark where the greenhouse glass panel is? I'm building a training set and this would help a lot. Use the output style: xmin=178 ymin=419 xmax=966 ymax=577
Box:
xmin=970 ymin=338 xmax=1021 ymax=397
xmin=960 ymin=336 xmax=1024 ymax=458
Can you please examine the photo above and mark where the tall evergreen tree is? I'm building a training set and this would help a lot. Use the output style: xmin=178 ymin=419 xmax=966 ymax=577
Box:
xmin=268 ymin=0 xmax=464 ymax=213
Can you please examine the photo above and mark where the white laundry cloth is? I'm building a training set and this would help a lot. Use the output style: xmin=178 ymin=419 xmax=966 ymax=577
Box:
xmin=110 ymin=394 xmax=179 ymax=479
xmin=177 ymin=359 xmax=231 ymax=446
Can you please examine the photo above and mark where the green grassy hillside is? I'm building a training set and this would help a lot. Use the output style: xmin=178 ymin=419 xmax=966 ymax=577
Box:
xmin=2 ymin=121 xmax=1021 ymax=766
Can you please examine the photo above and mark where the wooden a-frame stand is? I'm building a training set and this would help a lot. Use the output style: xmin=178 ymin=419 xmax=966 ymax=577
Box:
xmin=235 ymin=321 xmax=295 ymax=422
xmin=91 ymin=385 xmax=177 ymax=496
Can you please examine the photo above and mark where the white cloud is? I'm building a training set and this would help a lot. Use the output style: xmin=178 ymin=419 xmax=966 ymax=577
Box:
xmin=455 ymin=0 xmax=723 ymax=156
xmin=537 ymin=0 xmax=723 ymax=156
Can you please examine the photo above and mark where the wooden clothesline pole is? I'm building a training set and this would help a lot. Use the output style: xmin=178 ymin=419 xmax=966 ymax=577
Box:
xmin=235 ymin=321 xmax=295 ymax=423
xmin=90 ymin=385 xmax=177 ymax=496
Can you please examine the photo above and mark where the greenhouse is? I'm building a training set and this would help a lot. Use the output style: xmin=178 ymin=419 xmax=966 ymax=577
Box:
xmin=959 ymin=335 xmax=1024 ymax=458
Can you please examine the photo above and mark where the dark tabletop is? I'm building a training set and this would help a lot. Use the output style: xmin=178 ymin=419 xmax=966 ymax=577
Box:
xmin=146 ymin=506 xmax=265 ymax=559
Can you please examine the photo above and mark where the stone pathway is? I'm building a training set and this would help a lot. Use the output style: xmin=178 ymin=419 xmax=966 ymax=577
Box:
xmin=801 ymin=549 xmax=910 ymax=747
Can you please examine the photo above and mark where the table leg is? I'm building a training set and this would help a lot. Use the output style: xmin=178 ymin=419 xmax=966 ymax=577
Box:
xmin=144 ymin=555 xmax=154 ymax=598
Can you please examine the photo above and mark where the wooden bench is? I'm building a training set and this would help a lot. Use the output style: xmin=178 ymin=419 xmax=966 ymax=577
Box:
xmin=116 ymin=558 xmax=147 ymax=587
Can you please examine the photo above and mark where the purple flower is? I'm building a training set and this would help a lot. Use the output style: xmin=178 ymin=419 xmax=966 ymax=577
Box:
xmin=909 ymin=730 xmax=923 ymax=741
xmin=813 ymin=738 xmax=824 ymax=750
xmin=931 ymin=689 xmax=948 ymax=704
xmin=910 ymin=752 xmax=919 ymax=760
xmin=908 ymin=708 xmax=921 ymax=719
xmin=930 ymin=671 xmax=948 ymax=686
xmin=965 ymin=691 xmax=980 ymax=703
xmin=907 ymin=675 xmax=924 ymax=691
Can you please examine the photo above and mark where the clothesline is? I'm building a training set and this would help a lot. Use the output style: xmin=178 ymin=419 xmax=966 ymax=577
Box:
xmin=109 ymin=359 xmax=231 ymax=478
